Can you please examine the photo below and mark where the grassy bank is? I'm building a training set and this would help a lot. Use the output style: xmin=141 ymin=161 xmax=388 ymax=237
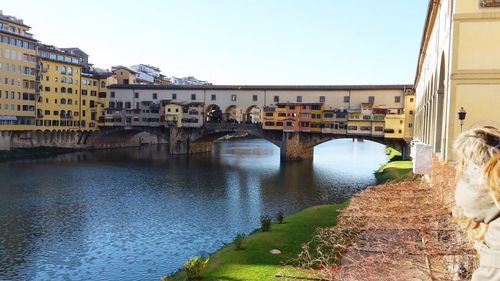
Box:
xmin=0 ymin=147 xmax=77 ymax=162
xmin=374 ymin=147 xmax=413 ymax=183
xmin=170 ymin=201 xmax=348 ymax=281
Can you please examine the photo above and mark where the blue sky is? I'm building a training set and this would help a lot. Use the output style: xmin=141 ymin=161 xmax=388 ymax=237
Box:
xmin=2 ymin=0 xmax=428 ymax=85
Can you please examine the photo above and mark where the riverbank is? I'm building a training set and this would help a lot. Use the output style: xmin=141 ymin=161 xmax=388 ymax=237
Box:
xmin=288 ymin=171 xmax=475 ymax=280
xmin=0 ymin=146 xmax=79 ymax=162
xmin=374 ymin=147 xmax=413 ymax=183
xmin=169 ymin=201 xmax=349 ymax=281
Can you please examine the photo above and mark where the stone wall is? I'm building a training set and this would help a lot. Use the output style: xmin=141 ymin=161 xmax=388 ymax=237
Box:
xmin=0 ymin=131 xmax=11 ymax=150
xmin=280 ymin=132 xmax=314 ymax=161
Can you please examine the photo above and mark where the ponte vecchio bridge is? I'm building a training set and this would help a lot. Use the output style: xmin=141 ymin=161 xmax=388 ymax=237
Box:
xmin=92 ymin=84 xmax=415 ymax=161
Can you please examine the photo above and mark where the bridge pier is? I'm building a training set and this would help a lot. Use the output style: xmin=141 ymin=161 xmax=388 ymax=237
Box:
xmin=280 ymin=132 xmax=314 ymax=161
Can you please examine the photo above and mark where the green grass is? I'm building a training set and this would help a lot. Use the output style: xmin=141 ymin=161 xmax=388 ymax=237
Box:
xmin=170 ymin=202 xmax=349 ymax=281
xmin=374 ymin=160 xmax=413 ymax=184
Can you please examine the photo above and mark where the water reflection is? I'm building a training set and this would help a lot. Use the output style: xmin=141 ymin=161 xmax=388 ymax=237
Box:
xmin=0 ymin=139 xmax=388 ymax=281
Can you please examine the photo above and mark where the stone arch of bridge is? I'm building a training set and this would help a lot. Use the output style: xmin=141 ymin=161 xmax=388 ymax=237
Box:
xmin=307 ymin=135 xmax=408 ymax=157
xmin=188 ymin=125 xmax=282 ymax=148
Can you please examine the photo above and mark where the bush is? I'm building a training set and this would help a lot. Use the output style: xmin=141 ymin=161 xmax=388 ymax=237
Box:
xmin=182 ymin=256 xmax=209 ymax=279
xmin=233 ymin=233 xmax=246 ymax=250
xmin=260 ymin=214 xmax=272 ymax=232
xmin=276 ymin=211 xmax=284 ymax=224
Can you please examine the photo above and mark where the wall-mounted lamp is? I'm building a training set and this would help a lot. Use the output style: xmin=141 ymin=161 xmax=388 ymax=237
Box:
xmin=457 ymin=107 xmax=467 ymax=132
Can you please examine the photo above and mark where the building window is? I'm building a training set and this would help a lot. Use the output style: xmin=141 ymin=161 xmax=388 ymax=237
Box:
xmin=110 ymin=92 xmax=115 ymax=98
xmin=368 ymin=96 xmax=375 ymax=103
xmin=344 ymin=96 xmax=350 ymax=103
xmin=191 ymin=94 xmax=196 ymax=100
xmin=410 ymin=98 xmax=414 ymax=102
xmin=153 ymin=93 xmax=157 ymax=99
xmin=230 ymin=95 xmax=237 ymax=101
xmin=319 ymin=96 xmax=325 ymax=103
xmin=252 ymin=95 xmax=258 ymax=102
xmin=134 ymin=92 xmax=139 ymax=98
xmin=394 ymin=96 xmax=401 ymax=103
xmin=274 ymin=96 xmax=279 ymax=103
xmin=409 ymin=110 xmax=414 ymax=115
xmin=172 ymin=93 xmax=177 ymax=100
xmin=296 ymin=96 xmax=302 ymax=102
xmin=211 ymin=94 xmax=216 ymax=101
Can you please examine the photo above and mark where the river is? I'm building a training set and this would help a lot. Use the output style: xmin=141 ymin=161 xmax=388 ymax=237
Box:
xmin=0 ymin=139 xmax=388 ymax=281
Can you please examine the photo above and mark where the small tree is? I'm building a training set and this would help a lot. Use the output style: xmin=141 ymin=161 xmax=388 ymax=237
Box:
xmin=276 ymin=211 xmax=284 ymax=224
xmin=233 ymin=233 xmax=246 ymax=250
xmin=260 ymin=214 xmax=272 ymax=232
xmin=182 ymin=256 xmax=209 ymax=280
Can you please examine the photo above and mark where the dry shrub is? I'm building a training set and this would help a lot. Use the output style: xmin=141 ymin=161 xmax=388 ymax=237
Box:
xmin=283 ymin=158 xmax=478 ymax=281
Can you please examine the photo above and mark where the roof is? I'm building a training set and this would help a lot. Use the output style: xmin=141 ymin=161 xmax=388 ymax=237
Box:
xmin=0 ymin=13 xmax=31 ymax=28
xmin=111 ymin=65 xmax=138 ymax=74
xmin=108 ymin=84 xmax=413 ymax=91
xmin=60 ymin=47 xmax=88 ymax=56
xmin=414 ymin=0 xmax=439 ymax=85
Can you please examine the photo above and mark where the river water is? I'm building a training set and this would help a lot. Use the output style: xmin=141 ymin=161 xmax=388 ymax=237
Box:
xmin=0 ymin=139 xmax=388 ymax=281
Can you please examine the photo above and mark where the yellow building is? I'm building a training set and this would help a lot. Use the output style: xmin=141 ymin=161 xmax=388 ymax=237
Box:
xmin=384 ymin=114 xmax=405 ymax=139
xmin=414 ymin=0 xmax=500 ymax=160
xmin=163 ymin=102 xmax=183 ymax=127
xmin=385 ymin=91 xmax=415 ymax=139
xmin=36 ymin=44 xmax=82 ymax=131
xmin=310 ymin=104 xmax=323 ymax=133
xmin=111 ymin=66 xmax=138 ymax=85
xmin=81 ymin=72 xmax=112 ymax=130
xmin=0 ymin=12 xmax=38 ymax=131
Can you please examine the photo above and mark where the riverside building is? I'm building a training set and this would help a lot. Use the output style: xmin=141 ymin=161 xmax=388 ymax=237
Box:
xmin=0 ymin=11 xmax=37 ymax=131
xmin=413 ymin=0 xmax=500 ymax=161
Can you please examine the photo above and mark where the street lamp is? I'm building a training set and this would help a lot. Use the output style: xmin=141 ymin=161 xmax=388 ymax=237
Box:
xmin=458 ymin=107 xmax=467 ymax=132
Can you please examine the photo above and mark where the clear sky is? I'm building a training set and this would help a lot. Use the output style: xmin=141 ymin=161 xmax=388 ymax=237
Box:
xmin=2 ymin=0 xmax=428 ymax=85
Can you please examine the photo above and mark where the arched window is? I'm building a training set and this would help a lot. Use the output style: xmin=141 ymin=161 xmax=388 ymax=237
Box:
xmin=67 ymin=110 xmax=72 ymax=117
xmin=61 ymin=77 xmax=66 ymax=83
xmin=61 ymin=87 xmax=66 ymax=93
xmin=55 ymin=77 xmax=58 ymax=82
xmin=67 ymin=88 xmax=73 ymax=94
xmin=60 ymin=110 xmax=66 ymax=117
xmin=67 ymin=67 xmax=73 ymax=75
xmin=67 ymin=99 xmax=73 ymax=105
xmin=100 ymin=81 xmax=105 ymax=88
xmin=61 ymin=66 xmax=66 ymax=74
xmin=61 ymin=98 xmax=66 ymax=104
xmin=67 ymin=77 xmax=73 ymax=84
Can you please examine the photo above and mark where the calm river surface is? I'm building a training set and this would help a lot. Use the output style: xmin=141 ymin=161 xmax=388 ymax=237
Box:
xmin=0 ymin=139 xmax=388 ymax=281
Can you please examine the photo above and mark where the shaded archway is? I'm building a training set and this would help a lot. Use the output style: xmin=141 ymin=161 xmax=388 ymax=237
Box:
xmin=225 ymin=105 xmax=242 ymax=123
xmin=244 ymin=105 xmax=262 ymax=124
xmin=434 ymin=53 xmax=446 ymax=153
xmin=205 ymin=104 xmax=222 ymax=123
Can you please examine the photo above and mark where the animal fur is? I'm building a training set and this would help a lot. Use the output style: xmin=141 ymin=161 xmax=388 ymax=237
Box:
xmin=453 ymin=126 xmax=500 ymax=241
